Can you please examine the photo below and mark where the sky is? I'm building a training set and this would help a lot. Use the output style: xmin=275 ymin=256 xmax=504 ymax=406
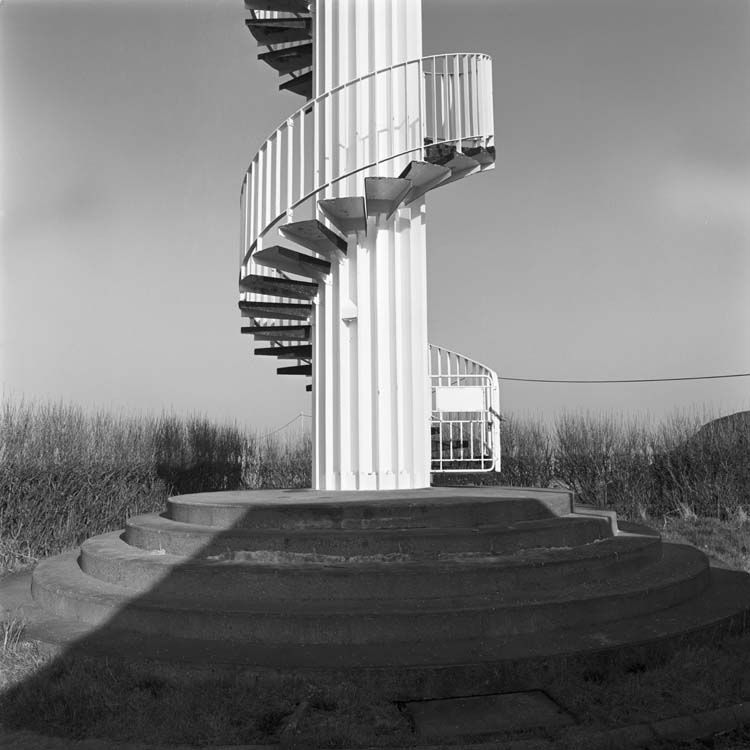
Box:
xmin=2 ymin=0 xmax=749 ymax=432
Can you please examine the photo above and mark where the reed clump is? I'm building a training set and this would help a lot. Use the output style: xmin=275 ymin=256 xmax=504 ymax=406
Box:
xmin=2 ymin=396 xmax=747 ymax=570
xmin=435 ymin=407 xmax=750 ymax=522
xmin=0 ymin=397 xmax=311 ymax=569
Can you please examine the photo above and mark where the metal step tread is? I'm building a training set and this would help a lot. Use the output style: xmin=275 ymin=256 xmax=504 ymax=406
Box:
xmin=238 ymin=300 xmax=312 ymax=320
xmin=255 ymin=344 xmax=312 ymax=358
xmin=244 ymin=0 xmax=309 ymax=13
xmin=253 ymin=245 xmax=331 ymax=281
xmin=258 ymin=43 xmax=313 ymax=75
xmin=318 ymin=196 xmax=367 ymax=236
xmin=245 ymin=18 xmax=312 ymax=46
xmin=241 ymin=324 xmax=311 ymax=340
xmin=280 ymin=219 xmax=347 ymax=259
xmin=364 ymin=176 xmax=412 ymax=218
xmin=399 ymin=160 xmax=452 ymax=204
xmin=277 ymin=364 xmax=312 ymax=375
xmin=239 ymin=274 xmax=318 ymax=300
xmin=280 ymin=70 xmax=313 ymax=98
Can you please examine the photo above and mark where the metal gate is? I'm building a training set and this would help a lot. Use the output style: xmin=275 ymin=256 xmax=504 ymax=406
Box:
xmin=429 ymin=344 xmax=502 ymax=473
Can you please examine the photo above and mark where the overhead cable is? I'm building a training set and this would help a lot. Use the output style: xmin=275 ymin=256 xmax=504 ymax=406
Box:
xmin=498 ymin=373 xmax=750 ymax=384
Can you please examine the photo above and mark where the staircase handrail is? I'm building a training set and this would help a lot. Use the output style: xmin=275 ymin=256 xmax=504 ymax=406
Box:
xmin=240 ymin=52 xmax=494 ymax=266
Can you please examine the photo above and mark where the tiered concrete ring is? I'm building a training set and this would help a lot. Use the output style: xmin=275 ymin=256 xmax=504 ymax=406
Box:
xmin=28 ymin=487 xmax=750 ymax=698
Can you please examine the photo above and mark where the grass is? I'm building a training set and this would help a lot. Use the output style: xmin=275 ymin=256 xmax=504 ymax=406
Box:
xmin=0 ymin=396 xmax=311 ymax=571
xmin=549 ymin=633 xmax=750 ymax=729
xmin=1 ymin=396 xmax=749 ymax=746
xmin=2 ymin=513 xmax=750 ymax=747
xmin=661 ymin=514 xmax=750 ymax=573
xmin=1 ymin=616 xmax=26 ymax=657
xmin=1 ymin=626 xmax=749 ymax=747
xmin=0 ymin=650 xmax=412 ymax=747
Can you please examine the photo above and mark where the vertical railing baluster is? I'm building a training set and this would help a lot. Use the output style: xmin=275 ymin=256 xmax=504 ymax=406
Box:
xmin=417 ymin=60 xmax=424 ymax=158
xmin=486 ymin=56 xmax=495 ymax=152
xmin=453 ymin=54 xmax=461 ymax=147
xmin=441 ymin=57 xmax=448 ymax=143
xmin=313 ymin=92 xmax=320 ymax=195
xmin=239 ymin=177 xmax=245 ymax=269
xmin=473 ymin=55 xmax=480 ymax=141
xmin=327 ymin=90 xmax=334 ymax=192
xmin=257 ymin=146 xmax=266 ymax=256
xmin=431 ymin=60 xmax=438 ymax=147
xmin=299 ymin=110 xmax=306 ymax=207
xmin=462 ymin=53 xmax=469 ymax=144
xmin=274 ymin=132 xmax=282 ymax=222
xmin=248 ymin=166 xmax=255 ymax=262
xmin=286 ymin=119 xmax=294 ymax=221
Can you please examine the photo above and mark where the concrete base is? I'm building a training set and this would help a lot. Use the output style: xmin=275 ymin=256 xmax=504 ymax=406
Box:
xmin=5 ymin=487 xmax=750 ymax=699
xmin=404 ymin=690 xmax=574 ymax=740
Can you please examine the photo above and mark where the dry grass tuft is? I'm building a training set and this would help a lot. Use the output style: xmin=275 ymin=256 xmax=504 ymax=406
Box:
xmin=436 ymin=406 xmax=750 ymax=522
xmin=0 ymin=396 xmax=311 ymax=567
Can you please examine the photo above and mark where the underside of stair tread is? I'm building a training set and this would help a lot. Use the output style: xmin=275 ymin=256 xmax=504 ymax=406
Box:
xmin=279 ymin=70 xmax=313 ymax=98
xmin=239 ymin=300 xmax=312 ymax=320
xmin=258 ymin=42 xmax=312 ymax=75
xmin=245 ymin=18 xmax=311 ymax=46
xmin=277 ymin=363 xmax=312 ymax=375
xmin=244 ymin=0 xmax=309 ymax=12
xmin=279 ymin=219 xmax=348 ymax=259
xmin=253 ymin=245 xmax=331 ymax=280
xmin=239 ymin=273 xmax=318 ymax=300
xmin=255 ymin=343 xmax=312 ymax=358
xmin=242 ymin=324 xmax=311 ymax=340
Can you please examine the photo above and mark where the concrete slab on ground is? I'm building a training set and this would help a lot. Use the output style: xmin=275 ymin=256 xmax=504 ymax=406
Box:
xmin=404 ymin=690 xmax=575 ymax=739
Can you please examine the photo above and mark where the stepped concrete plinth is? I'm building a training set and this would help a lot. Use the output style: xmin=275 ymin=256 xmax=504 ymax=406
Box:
xmin=9 ymin=487 xmax=750 ymax=698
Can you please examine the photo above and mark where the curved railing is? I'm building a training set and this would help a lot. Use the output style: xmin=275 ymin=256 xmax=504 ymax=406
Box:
xmin=429 ymin=344 xmax=502 ymax=472
xmin=239 ymin=52 xmax=494 ymax=271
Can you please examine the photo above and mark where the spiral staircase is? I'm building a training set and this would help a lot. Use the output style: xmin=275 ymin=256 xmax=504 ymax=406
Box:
xmin=238 ymin=1 xmax=501 ymax=486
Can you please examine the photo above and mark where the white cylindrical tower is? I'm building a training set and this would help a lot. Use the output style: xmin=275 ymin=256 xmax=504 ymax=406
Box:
xmin=311 ymin=0 xmax=430 ymax=490
xmin=239 ymin=1 xmax=498 ymax=489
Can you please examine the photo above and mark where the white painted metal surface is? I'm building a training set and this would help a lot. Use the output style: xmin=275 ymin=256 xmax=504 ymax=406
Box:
xmin=430 ymin=344 xmax=502 ymax=473
xmin=435 ymin=387 xmax=485 ymax=414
